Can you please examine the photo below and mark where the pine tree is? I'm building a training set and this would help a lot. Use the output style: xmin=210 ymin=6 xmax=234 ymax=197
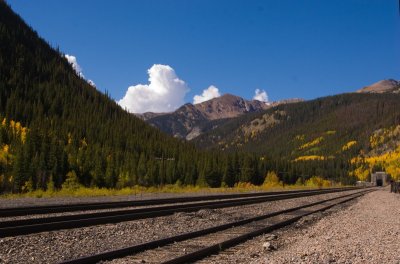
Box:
xmin=222 ymin=157 xmax=235 ymax=187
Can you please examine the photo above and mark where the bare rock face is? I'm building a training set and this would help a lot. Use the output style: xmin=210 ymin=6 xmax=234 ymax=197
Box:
xmin=356 ymin=79 xmax=400 ymax=94
xmin=144 ymin=94 xmax=271 ymax=140
xmin=142 ymin=94 xmax=304 ymax=140
xmin=194 ymin=94 xmax=270 ymax=120
xmin=135 ymin=112 xmax=168 ymax=121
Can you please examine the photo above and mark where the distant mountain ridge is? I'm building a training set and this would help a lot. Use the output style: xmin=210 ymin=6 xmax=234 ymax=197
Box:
xmin=142 ymin=94 xmax=303 ymax=140
xmin=4 ymin=0 xmax=400 ymax=192
xmin=356 ymin=79 xmax=400 ymax=94
xmin=193 ymin=92 xmax=400 ymax=161
xmin=192 ymin=94 xmax=270 ymax=120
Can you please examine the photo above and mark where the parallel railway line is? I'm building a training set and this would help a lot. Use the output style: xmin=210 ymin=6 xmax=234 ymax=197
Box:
xmin=58 ymin=188 xmax=372 ymax=264
xmin=0 ymin=187 xmax=357 ymax=217
xmin=0 ymin=187 xmax=360 ymax=238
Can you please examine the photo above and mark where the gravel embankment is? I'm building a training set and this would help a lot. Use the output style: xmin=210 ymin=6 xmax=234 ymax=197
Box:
xmin=0 ymin=189 xmax=362 ymax=264
xmin=0 ymin=188 xmax=303 ymax=209
xmin=201 ymin=187 xmax=400 ymax=264
xmin=0 ymin=191 xmax=246 ymax=208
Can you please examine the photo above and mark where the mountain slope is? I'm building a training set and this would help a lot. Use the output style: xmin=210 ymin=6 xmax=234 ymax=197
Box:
xmin=356 ymin=79 xmax=400 ymax=93
xmin=0 ymin=1 xmax=224 ymax=192
xmin=194 ymin=92 xmax=400 ymax=160
xmin=193 ymin=94 xmax=270 ymax=120
xmin=145 ymin=94 xmax=269 ymax=139
xmin=2 ymin=1 xmax=398 ymax=191
xmin=145 ymin=94 xmax=302 ymax=140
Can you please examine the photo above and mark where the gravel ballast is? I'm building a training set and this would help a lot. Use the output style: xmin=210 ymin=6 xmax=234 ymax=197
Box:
xmin=201 ymin=187 xmax=400 ymax=264
xmin=0 ymin=190 xmax=362 ymax=264
xmin=0 ymin=188 xmax=311 ymax=209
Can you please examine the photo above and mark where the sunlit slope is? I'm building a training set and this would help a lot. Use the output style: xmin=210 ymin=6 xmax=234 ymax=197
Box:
xmin=195 ymin=92 xmax=400 ymax=162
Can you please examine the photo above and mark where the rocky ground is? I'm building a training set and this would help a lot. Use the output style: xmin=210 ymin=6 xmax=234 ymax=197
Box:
xmin=0 ymin=190 xmax=361 ymax=264
xmin=0 ymin=191 xmax=246 ymax=208
xmin=202 ymin=187 xmax=400 ymax=264
xmin=0 ymin=188 xmax=310 ymax=208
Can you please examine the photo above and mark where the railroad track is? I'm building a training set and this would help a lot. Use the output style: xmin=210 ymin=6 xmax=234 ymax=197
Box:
xmin=0 ymin=187 xmax=358 ymax=217
xmin=0 ymin=187 xmax=360 ymax=238
xmin=60 ymin=188 xmax=373 ymax=264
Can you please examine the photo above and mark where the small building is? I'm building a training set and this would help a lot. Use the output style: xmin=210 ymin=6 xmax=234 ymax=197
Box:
xmin=371 ymin=171 xmax=388 ymax=186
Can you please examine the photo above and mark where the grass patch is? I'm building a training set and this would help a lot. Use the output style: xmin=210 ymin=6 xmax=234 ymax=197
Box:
xmin=1 ymin=181 xmax=343 ymax=199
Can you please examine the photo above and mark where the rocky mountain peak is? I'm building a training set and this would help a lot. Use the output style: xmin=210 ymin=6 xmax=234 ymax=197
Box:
xmin=144 ymin=93 xmax=305 ymax=140
xmin=357 ymin=79 xmax=400 ymax=94
xmin=194 ymin=93 xmax=269 ymax=120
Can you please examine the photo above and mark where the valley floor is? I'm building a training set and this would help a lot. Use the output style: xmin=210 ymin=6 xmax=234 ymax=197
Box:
xmin=202 ymin=187 xmax=400 ymax=264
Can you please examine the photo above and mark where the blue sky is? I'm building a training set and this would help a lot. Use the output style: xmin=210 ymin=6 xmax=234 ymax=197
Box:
xmin=7 ymin=0 xmax=400 ymax=113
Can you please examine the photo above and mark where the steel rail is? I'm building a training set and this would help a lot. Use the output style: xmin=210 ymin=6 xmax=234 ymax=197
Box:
xmin=162 ymin=191 xmax=370 ymax=264
xmin=0 ymin=187 xmax=359 ymax=217
xmin=0 ymin=188 xmax=361 ymax=237
xmin=59 ymin=189 xmax=372 ymax=264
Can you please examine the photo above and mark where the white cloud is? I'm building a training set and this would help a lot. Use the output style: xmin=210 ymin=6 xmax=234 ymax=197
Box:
xmin=65 ymin=54 xmax=98 ymax=88
xmin=118 ymin=64 xmax=189 ymax=113
xmin=253 ymin=89 xmax=269 ymax=103
xmin=65 ymin=54 xmax=84 ymax=78
xmin=193 ymin=85 xmax=221 ymax=104
xmin=88 ymin=80 xmax=96 ymax=87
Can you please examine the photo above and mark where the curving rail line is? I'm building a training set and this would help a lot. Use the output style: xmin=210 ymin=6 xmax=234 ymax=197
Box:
xmin=59 ymin=188 xmax=372 ymax=264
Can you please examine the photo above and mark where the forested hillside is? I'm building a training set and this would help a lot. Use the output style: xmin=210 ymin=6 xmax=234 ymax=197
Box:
xmin=142 ymin=94 xmax=269 ymax=140
xmin=195 ymin=93 xmax=400 ymax=156
xmin=0 ymin=1 xmax=236 ymax=193
xmin=2 ymin=1 xmax=398 ymax=194
xmin=194 ymin=92 xmax=400 ymax=181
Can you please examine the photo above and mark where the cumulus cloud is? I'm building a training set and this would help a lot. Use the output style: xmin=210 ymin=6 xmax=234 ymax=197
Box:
xmin=193 ymin=85 xmax=221 ymax=104
xmin=65 ymin=54 xmax=97 ymax=87
xmin=65 ymin=54 xmax=84 ymax=78
xmin=253 ymin=89 xmax=269 ymax=103
xmin=87 ymin=80 xmax=96 ymax=87
xmin=118 ymin=64 xmax=189 ymax=113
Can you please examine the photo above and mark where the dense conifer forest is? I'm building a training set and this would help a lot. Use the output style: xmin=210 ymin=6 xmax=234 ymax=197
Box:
xmin=1 ymin=1 xmax=399 ymax=194
xmin=0 ymin=1 xmax=273 ymax=193
xmin=195 ymin=93 xmax=400 ymax=157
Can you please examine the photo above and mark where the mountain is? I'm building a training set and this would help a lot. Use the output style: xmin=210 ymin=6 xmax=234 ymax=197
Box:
xmin=0 ymin=1 xmax=234 ymax=192
xmin=2 ymin=0 xmax=399 ymax=192
xmin=356 ymin=79 xmax=400 ymax=94
xmin=0 ymin=1 xmax=335 ymax=191
xmin=194 ymin=92 xmax=400 ymax=161
xmin=144 ymin=94 xmax=303 ymax=140
xmin=191 ymin=94 xmax=270 ymax=120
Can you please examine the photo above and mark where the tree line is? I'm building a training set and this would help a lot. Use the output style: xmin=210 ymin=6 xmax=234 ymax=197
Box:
xmin=0 ymin=1 xmax=362 ymax=193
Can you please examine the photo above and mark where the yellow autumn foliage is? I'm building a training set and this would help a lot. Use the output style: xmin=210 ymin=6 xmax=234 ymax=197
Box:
xmin=1 ymin=118 xmax=28 ymax=143
xmin=352 ymin=145 xmax=400 ymax=181
xmin=369 ymin=125 xmax=400 ymax=149
xmin=350 ymin=166 xmax=370 ymax=181
xmin=326 ymin=130 xmax=336 ymax=135
xmin=294 ymin=155 xmax=326 ymax=161
xmin=263 ymin=171 xmax=281 ymax=187
xmin=299 ymin=136 xmax=324 ymax=150
xmin=0 ymin=145 xmax=10 ymax=165
xmin=305 ymin=176 xmax=332 ymax=188
xmin=342 ymin=141 xmax=357 ymax=151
